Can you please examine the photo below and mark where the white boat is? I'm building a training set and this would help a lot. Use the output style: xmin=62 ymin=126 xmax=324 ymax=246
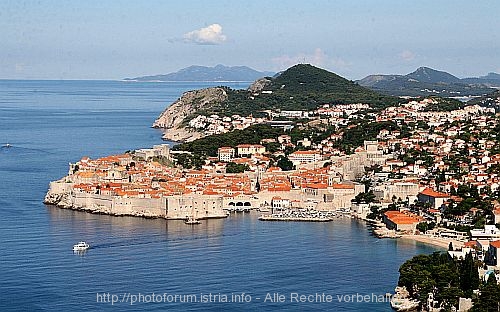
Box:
xmin=3 ymin=143 xmax=11 ymax=148
xmin=185 ymin=207 xmax=201 ymax=224
xmin=73 ymin=241 xmax=90 ymax=251
xmin=185 ymin=216 xmax=201 ymax=225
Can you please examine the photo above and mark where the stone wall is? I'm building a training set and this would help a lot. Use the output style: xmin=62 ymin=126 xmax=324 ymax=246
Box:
xmin=44 ymin=181 xmax=227 ymax=220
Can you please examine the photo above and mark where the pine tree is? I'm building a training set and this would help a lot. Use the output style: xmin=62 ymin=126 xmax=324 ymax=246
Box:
xmin=471 ymin=273 xmax=500 ymax=312
xmin=460 ymin=252 xmax=479 ymax=297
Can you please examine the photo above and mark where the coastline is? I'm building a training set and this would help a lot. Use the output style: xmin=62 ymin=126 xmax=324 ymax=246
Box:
xmin=399 ymin=234 xmax=464 ymax=250
xmin=358 ymin=217 xmax=463 ymax=251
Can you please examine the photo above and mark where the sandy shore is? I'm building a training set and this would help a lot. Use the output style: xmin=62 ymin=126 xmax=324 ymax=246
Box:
xmin=400 ymin=234 xmax=464 ymax=250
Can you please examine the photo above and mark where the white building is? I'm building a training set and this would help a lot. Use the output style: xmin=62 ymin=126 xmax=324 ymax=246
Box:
xmin=471 ymin=225 xmax=500 ymax=240
xmin=236 ymin=144 xmax=266 ymax=157
xmin=218 ymin=147 xmax=235 ymax=162
xmin=288 ymin=150 xmax=322 ymax=165
xmin=271 ymin=196 xmax=290 ymax=209
xmin=372 ymin=181 xmax=420 ymax=202
xmin=134 ymin=144 xmax=171 ymax=160
xmin=280 ymin=110 xmax=307 ymax=118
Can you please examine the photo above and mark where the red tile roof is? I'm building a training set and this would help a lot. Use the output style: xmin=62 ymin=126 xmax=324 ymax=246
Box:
xmin=490 ymin=240 xmax=500 ymax=248
xmin=419 ymin=187 xmax=449 ymax=198
xmin=384 ymin=211 xmax=423 ymax=225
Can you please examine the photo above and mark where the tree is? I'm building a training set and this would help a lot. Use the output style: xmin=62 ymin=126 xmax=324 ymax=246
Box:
xmin=449 ymin=242 xmax=454 ymax=251
xmin=225 ymin=162 xmax=249 ymax=173
xmin=398 ymin=252 xmax=462 ymax=307
xmin=459 ymin=252 xmax=480 ymax=297
xmin=417 ymin=222 xmax=428 ymax=233
xmin=276 ymin=156 xmax=294 ymax=171
xmin=353 ymin=191 xmax=376 ymax=204
xmin=367 ymin=206 xmax=382 ymax=220
xmin=360 ymin=178 xmax=372 ymax=192
xmin=174 ymin=153 xmax=204 ymax=170
xmin=450 ymin=186 xmax=457 ymax=196
xmin=471 ymin=272 xmax=500 ymax=312
xmin=427 ymin=222 xmax=436 ymax=231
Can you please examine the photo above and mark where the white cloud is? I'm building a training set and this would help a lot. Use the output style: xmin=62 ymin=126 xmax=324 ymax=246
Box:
xmin=272 ymin=48 xmax=349 ymax=72
xmin=399 ymin=50 xmax=416 ymax=61
xmin=183 ymin=24 xmax=227 ymax=45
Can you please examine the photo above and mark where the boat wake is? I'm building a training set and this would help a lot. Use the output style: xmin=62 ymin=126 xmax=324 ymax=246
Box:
xmin=90 ymin=232 xmax=237 ymax=250
xmin=0 ymin=144 xmax=54 ymax=154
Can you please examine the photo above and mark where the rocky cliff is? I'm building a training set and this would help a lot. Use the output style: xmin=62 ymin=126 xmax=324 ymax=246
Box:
xmin=152 ymin=87 xmax=228 ymax=142
xmin=247 ymin=77 xmax=272 ymax=93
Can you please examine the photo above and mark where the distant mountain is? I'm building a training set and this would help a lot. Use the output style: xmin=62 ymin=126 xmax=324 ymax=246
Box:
xmin=125 ymin=65 xmax=275 ymax=82
xmin=356 ymin=74 xmax=403 ymax=88
xmin=461 ymin=72 xmax=500 ymax=86
xmin=406 ymin=67 xmax=461 ymax=84
xmin=357 ymin=67 xmax=497 ymax=97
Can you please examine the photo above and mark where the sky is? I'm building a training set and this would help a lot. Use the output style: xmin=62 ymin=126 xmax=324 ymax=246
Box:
xmin=1 ymin=0 xmax=499 ymax=80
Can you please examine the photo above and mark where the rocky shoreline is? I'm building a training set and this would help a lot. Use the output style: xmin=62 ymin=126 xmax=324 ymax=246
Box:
xmin=158 ymin=126 xmax=204 ymax=143
xmin=152 ymin=87 xmax=227 ymax=142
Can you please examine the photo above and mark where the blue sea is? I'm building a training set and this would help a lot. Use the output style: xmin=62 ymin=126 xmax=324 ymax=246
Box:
xmin=0 ymin=80 xmax=437 ymax=311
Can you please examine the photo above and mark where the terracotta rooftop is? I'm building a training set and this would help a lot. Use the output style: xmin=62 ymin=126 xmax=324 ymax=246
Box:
xmin=384 ymin=211 xmax=423 ymax=225
xmin=490 ymin=240 xmax=500 ymax=248
xmin=331 ymin=183 xmax=355 ymax=189
xmin=419 ymin=187 xmax=449 ymax=198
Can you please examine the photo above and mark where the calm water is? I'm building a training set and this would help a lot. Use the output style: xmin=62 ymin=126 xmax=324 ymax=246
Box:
xmin=0 ymin=80 xmax=437 ymax=311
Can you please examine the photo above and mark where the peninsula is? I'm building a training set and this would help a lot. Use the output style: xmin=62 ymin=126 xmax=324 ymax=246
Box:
xmin=45 ymin=65 xmax=397 ymax=219
xmin=45 ymin=64 xmax=500 ymax=310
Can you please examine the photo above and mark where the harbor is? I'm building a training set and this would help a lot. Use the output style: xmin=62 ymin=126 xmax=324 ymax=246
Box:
xmin=257 ymin=208 xmax=349 ymax=222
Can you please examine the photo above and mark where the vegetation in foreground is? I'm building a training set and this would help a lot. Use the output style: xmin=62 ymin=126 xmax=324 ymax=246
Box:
xmin=399 ymin=252 xmax=500 ymax=311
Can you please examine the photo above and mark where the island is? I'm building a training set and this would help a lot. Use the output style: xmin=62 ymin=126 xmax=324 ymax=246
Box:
xmin=124 ymin=64 xmax=274 ymax=82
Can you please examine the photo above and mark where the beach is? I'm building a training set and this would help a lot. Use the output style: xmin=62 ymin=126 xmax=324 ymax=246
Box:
xmin=401 ymin=234 xmax=464 ymax=250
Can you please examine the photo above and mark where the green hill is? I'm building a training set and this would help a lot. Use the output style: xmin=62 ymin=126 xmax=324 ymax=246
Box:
xmin=203 ymin=64 xmax=399 ymax=117
xmin=153 ymin=64 xmax=403 ymax=143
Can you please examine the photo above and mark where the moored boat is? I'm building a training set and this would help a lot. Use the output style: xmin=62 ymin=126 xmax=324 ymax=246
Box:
xmin=185 ymin=216 xmax=201 ymax=225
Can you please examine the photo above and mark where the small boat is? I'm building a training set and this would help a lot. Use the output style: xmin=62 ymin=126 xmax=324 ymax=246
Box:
xmin=185 ymin=216 xmax=201 ymax=225
xmin=73 ymin=241 xmax=90 ymax=251
xmin=185 ymin=218 xmax=201 ymax=225
xmin=185 ymin=207 xmax=201 ymax=224
xmin=3 ymin=143 xmax=11 ymax=148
